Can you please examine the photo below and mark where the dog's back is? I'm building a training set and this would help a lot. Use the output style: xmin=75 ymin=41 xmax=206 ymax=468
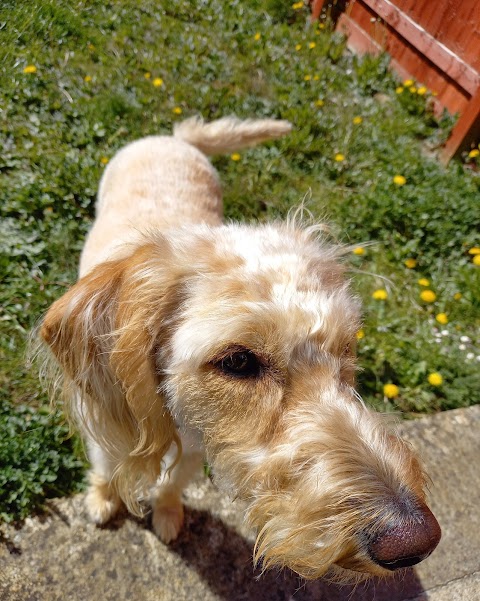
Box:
xmin=80 ymin=117 xmax=291 ymax=276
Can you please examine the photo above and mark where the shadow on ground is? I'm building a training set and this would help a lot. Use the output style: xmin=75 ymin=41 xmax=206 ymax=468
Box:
xmin=168 ymin=507 xmax=426 ymax=601
xmin=3 ymin=406 xmax=479 ymax=601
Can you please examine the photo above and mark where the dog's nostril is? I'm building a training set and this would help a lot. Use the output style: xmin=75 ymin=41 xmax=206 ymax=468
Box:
xmin=368 ymin=502 xmax=441 ymax=571
xmin=374 ymin=554 xmax=425 ymax=571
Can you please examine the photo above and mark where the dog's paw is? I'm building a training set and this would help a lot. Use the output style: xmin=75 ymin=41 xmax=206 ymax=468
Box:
xmin=152 ymin=495 xmax=184 ymax=543
xmin=85 ymin=478 xmax=122 ymax=525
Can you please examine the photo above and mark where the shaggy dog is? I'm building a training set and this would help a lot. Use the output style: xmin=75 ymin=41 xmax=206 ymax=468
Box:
xmin=40 ymin=116 xmax=440 ymax=580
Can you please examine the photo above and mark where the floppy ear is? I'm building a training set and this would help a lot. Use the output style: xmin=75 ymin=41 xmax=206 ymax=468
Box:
xmin=41 ymin=242 xmax=182 ymax=514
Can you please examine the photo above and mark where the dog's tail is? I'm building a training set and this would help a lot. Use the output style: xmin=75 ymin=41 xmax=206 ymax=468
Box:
xmin=173 ymin=116 xmax=292 ymax=155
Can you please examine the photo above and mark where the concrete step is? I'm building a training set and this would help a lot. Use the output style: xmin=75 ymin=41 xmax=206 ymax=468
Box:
xmin=1 ymin=404 xmax=479 ymax=601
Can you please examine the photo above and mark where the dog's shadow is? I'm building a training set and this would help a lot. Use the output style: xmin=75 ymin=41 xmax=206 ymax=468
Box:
xmin=167 ymin=507 xmax=427 ymax=601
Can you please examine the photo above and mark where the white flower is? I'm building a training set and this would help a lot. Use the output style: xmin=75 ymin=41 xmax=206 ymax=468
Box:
xmin=460 ymin=336 xmax=471 ymax=343
xmin=466 ymin=353 xmax=474 ymax=360
xmin=441 ymin=330 xmax=449 ymax=336
xmin=459 ymin=344 xmax=466 ymax=351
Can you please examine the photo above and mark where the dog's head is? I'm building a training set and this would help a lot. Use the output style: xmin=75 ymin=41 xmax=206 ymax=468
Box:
xmin=41 ymin=222 xmax=440 ymax=579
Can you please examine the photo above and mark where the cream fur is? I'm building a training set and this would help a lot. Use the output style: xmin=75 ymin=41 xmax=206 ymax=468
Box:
xmin=40 ymin=116 xmax=439 ymax=581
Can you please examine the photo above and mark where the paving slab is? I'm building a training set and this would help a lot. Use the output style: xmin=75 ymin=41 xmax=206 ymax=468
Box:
xmin=1 ymin=404 xmax=479 ymax=601
xmin=409 ymin=571 xmax=480 ymax=601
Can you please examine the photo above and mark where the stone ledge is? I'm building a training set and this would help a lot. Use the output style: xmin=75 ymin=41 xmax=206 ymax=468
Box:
xmin=1 ymin=404 xmax=479 ymax=601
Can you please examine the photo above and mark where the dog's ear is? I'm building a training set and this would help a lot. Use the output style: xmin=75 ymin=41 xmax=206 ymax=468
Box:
xmin=41 ymin=242 xmax=182 ymax=513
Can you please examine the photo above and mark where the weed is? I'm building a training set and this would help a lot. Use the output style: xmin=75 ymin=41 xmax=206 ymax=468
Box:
xmin=1 ymin=0 xmax=478 ymax=521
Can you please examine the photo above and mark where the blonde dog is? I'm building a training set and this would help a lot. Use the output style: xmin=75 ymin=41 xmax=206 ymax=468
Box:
xmin=40 ymin=116 xmax=440 ymax=580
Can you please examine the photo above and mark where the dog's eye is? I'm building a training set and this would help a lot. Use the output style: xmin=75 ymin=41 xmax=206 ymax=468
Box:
xmin=217 ymin=350 xmax=262 ymax=378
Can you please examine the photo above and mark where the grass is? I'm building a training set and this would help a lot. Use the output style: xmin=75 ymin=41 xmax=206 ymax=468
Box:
xmin=1 ymin=0 xmax=479 ymax=522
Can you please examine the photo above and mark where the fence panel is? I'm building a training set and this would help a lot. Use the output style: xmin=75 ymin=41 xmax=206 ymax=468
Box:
xmin=312 ymin=0 xmax=480 ymax=161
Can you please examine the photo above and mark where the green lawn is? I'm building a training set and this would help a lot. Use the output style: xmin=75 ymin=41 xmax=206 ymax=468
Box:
xmin=1 ymin=0 xmax=479 ymax=522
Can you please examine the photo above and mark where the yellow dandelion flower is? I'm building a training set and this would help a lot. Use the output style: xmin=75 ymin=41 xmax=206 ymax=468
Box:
xmin=231 ymin=153 xmax=241 ymax=161
xmin=404 ymin=258 xmax=417 ymax=269
xmin=315 ymin=99 xmax=324 ymax=107
xmin=292 ymin=1 xmax=303 ymax=9
xmin=418 ymin=278 xmax=430 ymax=286
xmin=87 ymin=43 xmax=95 ymax=51
xmin=383 ymin=383 xmax=399 ymax=399
xmin=100 ymin=156 xmax=109 ymax=165
xmin=420 ymin=290 xmax=436 ymax=303
xmin=173 ymin=106 xmax=183 ymax=115
xmin=23 ymin=65 xmax=37 ymax=74
xmin=409 ymin=86 xmax=417 ymax=94
xmin=356 ymin=329 xmax=365 ymax=340
xmin=436 ymin=313 xmax=448 ymax=325
xmin=403 ymin=79 xmax=414 ymax=87
xmin=153 ymin=77 xmax=164 ymax=87
xmin=309 ymin=42 xmax=316 ymax=49
xmin=473 ymin=255 xmax=480 ymax=266
xmin=454 ymin=292 xmax=462 ymax=300
xmin=353 ymin=116 xmax=363 ymax=125
xmin=468 ymin=149 xmax=480 ymax=158
xmin=395 ymin=86 xmax=404 ymax=94
xmin=393 ymin=174 xmax=406 ymax=186
xmin=372 ymin=289 xmax=388 ymax=300
xmin=313 ymin=75 xmax=319 ymax=81
xmin=334 ymin=153 xmax=345 ymax=162
xmin=295 ymin=43 xmax=302 ymax=51
xmin=468 ymin=247 xmax=480 ymax=254
xmin=84 ymin=75 xmax=92 ymax=82
xmin=144 ymin=72 xmax=151 ymax=79
xmin=352 ymin=246 xmax=365 ymax=255
xmin=318 ymin=23 xmax=326 ymax=29
xmin=417 ymin=86 xmax=427 ymax=95
xmin=254 ymin=32 xmax=261 ymax=41
xmin=304 ymin=75 xmax=311 ymax=81
xmin=428 ymin=372 xmax=443 ymax=387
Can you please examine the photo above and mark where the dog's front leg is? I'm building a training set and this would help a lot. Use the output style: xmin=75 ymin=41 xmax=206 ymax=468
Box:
xmin=150 ymin=425 xmax=204 ymax=543
xmin=85 ymin=440 xmax=124 ymax=525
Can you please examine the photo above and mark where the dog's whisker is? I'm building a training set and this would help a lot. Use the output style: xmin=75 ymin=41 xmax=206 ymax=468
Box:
xmin=348 ymin=266 xmax=395 ymax=287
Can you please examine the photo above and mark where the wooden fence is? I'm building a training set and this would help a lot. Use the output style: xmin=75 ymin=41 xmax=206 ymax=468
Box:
xmin=311 ymin=0 xmax=480 ymax=163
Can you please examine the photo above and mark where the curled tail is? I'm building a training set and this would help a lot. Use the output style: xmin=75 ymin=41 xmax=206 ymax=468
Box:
xmin=173 ymin=116 xmax=292 ymax=155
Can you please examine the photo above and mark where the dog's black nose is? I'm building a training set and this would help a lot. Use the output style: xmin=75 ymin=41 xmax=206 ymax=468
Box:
xmin=368 ymin=502 xmax=441 ymax=571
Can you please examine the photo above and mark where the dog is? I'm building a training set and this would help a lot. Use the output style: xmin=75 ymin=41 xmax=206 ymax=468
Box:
xmin=40 ymin=116 xmax=440 ymax=581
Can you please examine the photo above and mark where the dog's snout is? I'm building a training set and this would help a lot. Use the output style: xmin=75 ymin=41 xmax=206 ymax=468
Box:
xmin=368 ymin=502 xmax=441 ymax=571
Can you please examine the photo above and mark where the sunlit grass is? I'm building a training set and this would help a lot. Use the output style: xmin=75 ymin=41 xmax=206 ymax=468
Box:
xmin=1 ymin=0 xmax=478 ymax=521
